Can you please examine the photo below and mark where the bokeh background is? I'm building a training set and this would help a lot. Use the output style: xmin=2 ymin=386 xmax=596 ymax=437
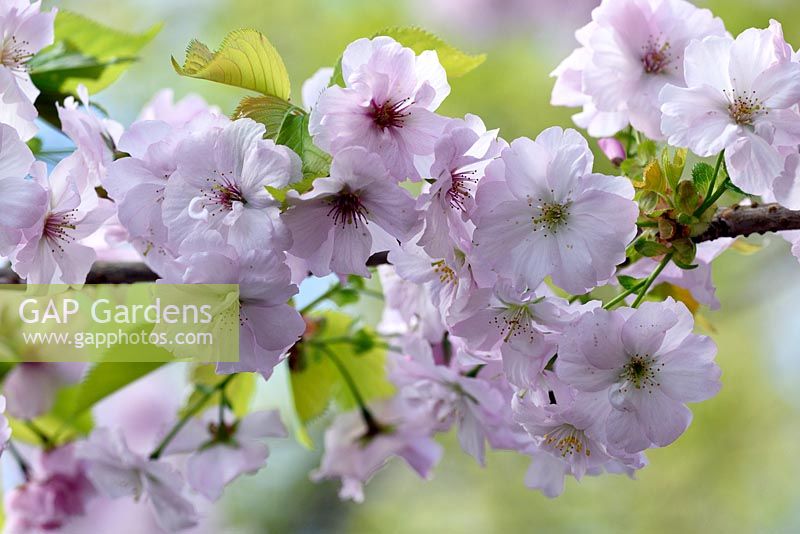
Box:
xmin=41 ymin=0 xmax=800 ymax=532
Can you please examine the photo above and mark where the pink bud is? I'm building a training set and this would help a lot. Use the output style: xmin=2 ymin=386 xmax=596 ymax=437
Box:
xmin=598 ymin=138 xmax=626 ymax=166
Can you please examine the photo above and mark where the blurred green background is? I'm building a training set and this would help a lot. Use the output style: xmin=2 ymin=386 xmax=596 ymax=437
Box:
xmin=46 ymin=0 xmax=800 ymax=532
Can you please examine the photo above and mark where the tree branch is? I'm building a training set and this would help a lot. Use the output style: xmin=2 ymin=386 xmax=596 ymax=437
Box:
xmin=693 ymin=203 xmax=800 ymax=243
xmin=0 ymin=204 xmax=796 ymax=284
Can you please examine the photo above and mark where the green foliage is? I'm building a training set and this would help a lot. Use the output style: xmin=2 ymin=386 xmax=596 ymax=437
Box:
xmin=9 ymin=386 xmax=93 ymax=446
xmin=73 ymin=362 xmax=165 ymax=416
xmin=377 ymin=26 xmax=486 ymax=77
xmin=330 ymin=26 xmax=485 ymax=87
xmin=172 ymin=29 xmax=291 ymax=99
xmin=183 ymin=365 xmax=256 ymax=418
xmin=234 ymin=95 xmax=300 ymax=139
xmin=617 ymin=275 xmax=644 ymax=291
xmin=635 ymin=240 xmax=670 ymax=258
xmin=661 ymin=147 xmax=687 ymax=190
xmin=676 ymin=181 xmax=701 ymax=215
xmin=275 ymin=112 xmax=332 ymax=179
xmin=289 ymin=311 xmax=395 ymax=443
xmin=691 ymin=162 xmax=715 ymax=193
xmin=30 ymin=10 xmax=160 ymax=96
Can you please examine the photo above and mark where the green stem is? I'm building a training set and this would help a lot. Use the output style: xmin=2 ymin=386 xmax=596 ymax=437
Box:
xmin=25 ymin=420 xmax=52 ymax=448
xmin=299 ymin=282 xmax=342 ymax=315
xmin=631 ymin=253 xmax=673 ymax=308
xmin=694 ymin=151 xmax=728 ymax=217
xmin=149 ymin=373 xmax=237 ymax=460
xmin=624 ymin=125 xmax=634 ymax=155
xmin=603 ymin=280 xmax=646 ymax=310
xmin=319 ymin=345 xmax=381 ymax=434
xmin=7 ymin=441 xmax=31 ymax=480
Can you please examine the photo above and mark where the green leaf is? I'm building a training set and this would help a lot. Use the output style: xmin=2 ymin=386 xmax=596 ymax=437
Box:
xmin=676 ymin=180 xmax=701 ymax=214
xmin=661 ymin=147 xmax=687 ymax=190
xmin=618 ymin=275 xmax=644 ymax=291
xmin=691 ymin=162 xmax=715 ymax=193
xmin=275 ymin=112 xmax=332 ymax=179
xmin=289 ymin=311 xmax=394 ymax=432
xmin=329 ymin=57 xmax=345 ymax=87
xmin=329 ymin=287 xmax=359 ymax=307
xmin=73 ymin=362 xmax=164 ymax=415
xmin=376 ymin=26 xmax=485 ymax=78
xmin=635 ymin=240 xmax=670 ymax=258
xmin=9 ymin=386 xmax=94 ymax=446
xmin=671 ymin=238 xmax=698 ymax=269
xmin=172 ymin=29 xmax=290 ymax=99
xmin=233 ymin=95 xmax=299 ymax=139
xmin=725 ymin=180 xmax=747 ymax=195
xmin=30 ymin=10 xmax=160 ymax=95
xmin=183 ymin=365 xmax=256 ymax=418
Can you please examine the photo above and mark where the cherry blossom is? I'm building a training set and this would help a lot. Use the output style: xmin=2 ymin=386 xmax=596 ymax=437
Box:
xmin=659 ymin=22 xmax=800 ymax=196
xmin=164 ymin=230 xmax=305 ymax=379
xmin=552 ymin=0 xmax=726 ymax=139
xmin=4 ymin=362 xmax=86 ymax=419
xmin=4 ymin=444 xmax=96 ymax=533
xmin=76 ymin=428 xmax=198 ymax=532
xmin=161 ymin=409 xmax=287 ymax=501
xmin=11 ymin=156 xmax=114 ymax=284
xmin=310 ymin=36 xmax=450 ymax=181
xmin=556 ymin=299 xmax=721 ymax=453
xmin=415 ymin=114 xmax=505 ymax=258
xmin=0 ymin=0 xmax=56 ymax=140
xmin=472 ymin=127 xmax=638 ymax=294
xmin=283 ymin=146 xmax=418 ymax=277
xmin=163 ymin=118 xmax=301 ymax=254
xmin=0 ymin=395 xmax=10 ymax=455
xmin=311 ymin=398 xmax=442 ymax=503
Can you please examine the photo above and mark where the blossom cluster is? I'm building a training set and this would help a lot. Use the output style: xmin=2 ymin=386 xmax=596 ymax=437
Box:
xmin=0 ymin=0 xmax=797 ymax=530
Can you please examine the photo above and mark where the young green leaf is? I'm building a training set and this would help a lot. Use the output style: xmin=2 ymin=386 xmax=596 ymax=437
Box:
xmin=375 ymin=26 xmax=486 ymax=78
xmin=691 ymin=162 xmax=715 ymax=193
xmin=30 ymin=10 xmax=160 ymax=95
xmin=73 ymin=362 xmax=165 ymax=416
xmin=618 ymin=275 xmax=644 ymax=291
xmin=275 ymin=112 xmax=332 ymax=179
xmin=289 ymin=311 xmax=394 ymax=439
xmin=172 ymin=29 xmax=291 ymax=99
xmin=634 ymin=240 xmax=670 ymax=257
xmin=233 ymin=95 xmax=300 ymax=139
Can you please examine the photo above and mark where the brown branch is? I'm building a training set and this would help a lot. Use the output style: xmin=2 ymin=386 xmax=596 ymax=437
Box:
xmin=693 ymin=203 xmax=800 ymax=243
xmin=0 ymin=203 xmax=796 ymax=284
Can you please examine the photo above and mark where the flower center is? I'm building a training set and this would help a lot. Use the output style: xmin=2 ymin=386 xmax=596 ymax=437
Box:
xmin=619 ymin=355 xmax=663 ymax=391
xmin=532 ymin=201 xmax=571 ymax=236
xmin=724 ymin=90 xmax=765 ymax=126
xmin=43 ymin=210 xmax=78 ymax=254
xmin=327 ymin=190 xmax=369 ymax=228
xmin=446 ymin=170 xmax=477 ymax=212
xmin=491 ymin=304 xmax=537 ymax=344
xmin=431 ymin=259 xmax=457 ymax=284
xmin=640 ymin=37 xmax=672 ymax=74
xmin=370 ymin=98 xmax=411 ymax=129
xmin=1 ymin=36 xmax=33 ymax=73
xmin=542 ymin=424 xmax=591 ymax=458
xmin=199 ymin=172 xmax=246 ymax=216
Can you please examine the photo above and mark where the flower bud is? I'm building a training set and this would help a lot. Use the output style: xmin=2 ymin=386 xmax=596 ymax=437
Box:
xmin=598 ymin=138 xmax=626 ymax=166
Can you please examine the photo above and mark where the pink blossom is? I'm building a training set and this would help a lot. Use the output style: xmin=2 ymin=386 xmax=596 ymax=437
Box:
xmin=311 ymin=398 xmax=442 ymax=503
xmin=659 ymin=22 xmax=800 ymax=196
xmin=556 ymin=299 xmax=721 ymax=453
xmin=4 ymin=363 xmax=86 ymax=419
xmin=774 ymin=149 xmax=800 ymax=210
xmin=390 ymin=335 xmax=513 ymax=465
xmin=12 ymin=156 xmax=114 ymax=284
xmin=76 ymin=428 xmax=198 ymax=532
xmin=415 ymin=114 xmax=505 ymax=258
xmin=0 ymin=123 xmax=47 ymax=251
xmin=0 ymin=0 xmax=56 ymax=140
xmin=162 ymin=118 xmax=301 ymax=254
xmin=552 ymin=0 xmax=726 ymax=139
xmin=105 ymin=93 xmax=228 ymax=274
xmin=164 ymin=230 xmax=305 ymax=380
xmin=161 ymin=409 xmax=287 ymax=501
xmin=135 ymin=88 xmax=221 ymax=127
xmin=283 ymin=146 xmax=418 ymax=277
xmin=451 ymin=280 xmax=582 ymax=388
xmin=377 ymin=264 xmax=447 ymax=343
xmin=471 ymin=127 xmax=638 ymax=294
xmin=310 ymin=36 xmax=450 ymax=181
xmin=57 ymin=86 xmax=124 ymax=190
xmin=4 ymin=444 xmax=96 ymax=533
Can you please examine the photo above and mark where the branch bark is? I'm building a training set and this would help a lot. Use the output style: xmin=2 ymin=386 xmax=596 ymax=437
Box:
xmin=0 ymin=204 xmax=796 ymax=284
